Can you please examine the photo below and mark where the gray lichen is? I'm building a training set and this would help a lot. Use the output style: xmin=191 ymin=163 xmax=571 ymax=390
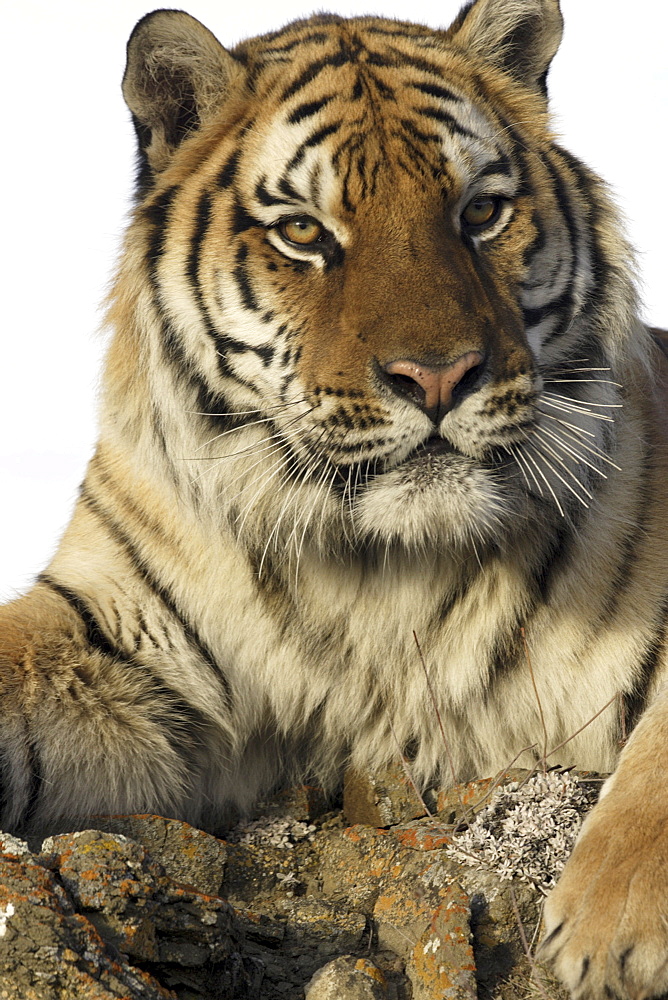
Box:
xmin=445 ymin=770 xmax=599 ymax=892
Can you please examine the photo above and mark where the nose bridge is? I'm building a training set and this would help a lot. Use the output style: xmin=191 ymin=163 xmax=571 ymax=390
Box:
xmin=345 ymin=215 xmax=490 ymax=361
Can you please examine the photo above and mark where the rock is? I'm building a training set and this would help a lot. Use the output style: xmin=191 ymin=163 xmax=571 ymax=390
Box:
xmin=305 ymin=955 xmax=389 ymax=999
xmin=257 ymin=785 xmax=330 ymax=822
xmin=406 ymin=887 xmax=477 ymax=1000
xmin=279 ymin=897 xmax=367 ymax=956
xmin=435 ymin=770 xmax=530 ymax=824
xmin=40 ymin=830 xmax=238 ymax=968
xmin=343 ymin=764 xmax=430 ymax=827
xmin=0 ymin=850 xmax=174 ymax=1000
xmin=35 ymin=815 xmax=228 ymax=897
xmin=0 ymin=769 xmax=601 ymax=999
xmin=371 ymin=849 xmax=463 ymax=960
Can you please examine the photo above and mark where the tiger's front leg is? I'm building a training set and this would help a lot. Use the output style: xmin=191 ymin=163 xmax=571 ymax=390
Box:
xmin=541 ymin=686 xmax=668 ymax=1000
xmin=0 ymin=588 xmax=217 ymax=834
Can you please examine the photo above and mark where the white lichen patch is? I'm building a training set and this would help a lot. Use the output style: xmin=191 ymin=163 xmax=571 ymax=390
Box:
xmin=0 ymin=902 xmax=15 ymax=937
xmin=423 ymin=935 xmax=441 ymax=954
xmin=445 ymin=770 xmax=598 ymax=892
xmin=226 ymin=816 xmax=316 ymax=849
xmin=0 ymin=832 xmax=30 ymax=856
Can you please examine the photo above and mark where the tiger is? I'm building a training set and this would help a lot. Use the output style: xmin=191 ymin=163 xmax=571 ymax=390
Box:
xmin=1 ymin=0 xmax=666 ymax=996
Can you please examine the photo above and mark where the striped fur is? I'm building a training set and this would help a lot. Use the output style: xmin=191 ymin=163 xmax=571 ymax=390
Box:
xmin=1 ymin=3 xmax=667 ymax=994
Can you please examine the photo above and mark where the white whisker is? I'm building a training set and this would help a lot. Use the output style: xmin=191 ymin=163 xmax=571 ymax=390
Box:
xmin=543 ymin=377 xmax=623 ymax=387
xmin=530 ymin=434 xmax=594 ymax=500
xmin=534 ymin=425 xmax=607 ymax=478
xmin=525 ymin=442 xmax=589 ymax=509
xmin=536 ymin=409 xmax=597 ymax=439
xmin=509 ymin=443 xmax=543 ymax=495
xmin=537 ymin=412 xmax=622 ymax=470
xmin=192 ymin=406 xmax=312 ymax=454
xmin=520 ymin=446 xmax=565 ymax=516
xmin=543 ymin=391 xmax=622 ymax=410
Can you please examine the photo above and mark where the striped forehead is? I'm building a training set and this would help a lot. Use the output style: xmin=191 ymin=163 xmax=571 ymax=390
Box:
xmin=238 ymin=29 xmax=516 ymax=214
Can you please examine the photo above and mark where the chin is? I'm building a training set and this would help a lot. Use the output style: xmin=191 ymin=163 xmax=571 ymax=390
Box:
xmin=353 ymin=452 xmax=513 ymax=554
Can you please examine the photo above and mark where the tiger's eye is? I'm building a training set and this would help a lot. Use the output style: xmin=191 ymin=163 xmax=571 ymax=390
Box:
xmin=461 ymin=196 xmax=502 ymax=230
xmin=280 ymin=216 xmax=323 ymax=246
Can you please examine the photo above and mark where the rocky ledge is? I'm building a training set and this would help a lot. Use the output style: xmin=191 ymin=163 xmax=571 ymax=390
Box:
xmin=0 ymin=767 xmax=600 ymax=999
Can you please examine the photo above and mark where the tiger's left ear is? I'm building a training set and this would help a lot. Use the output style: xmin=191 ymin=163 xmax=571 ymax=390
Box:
xmin=447 ymin=0 xmax=563 ymax=93
xmin=122 ymin=10 xmax=245 ymax=188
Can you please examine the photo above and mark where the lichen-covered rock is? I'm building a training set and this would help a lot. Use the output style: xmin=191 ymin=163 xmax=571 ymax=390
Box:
xmin=435 ymin=770 xmax=530 ymax=824
xmin=59 ymin=815 xmax=229 ymax=896
xmin=0 ymin=772 xmax=601 ymax=999
xmin=40 ymin=830 xmax=237 ymax=968
xmin=257 ymin=785 xmax=330 ymax=823
xmin=305 ymin=955 xmax=389 ymax=999
xmin=406 ymin=887 xmax=477 ymax=1000
xmin=343 ymin=764 xmax=430 ymax=827
xmin=279 ymin=897 xmax=367 ymax=957
xmin=0 ymin=850 xmax=174 ymax=1000
xmin=319 ymin=825 xmax=400 ymax=913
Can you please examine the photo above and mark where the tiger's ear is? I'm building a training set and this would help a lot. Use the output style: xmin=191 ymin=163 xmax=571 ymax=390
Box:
xmin=447 ymin=0 xmax=563 ymax=92
xmin=122 ymin=10 xmax=244 ymax=185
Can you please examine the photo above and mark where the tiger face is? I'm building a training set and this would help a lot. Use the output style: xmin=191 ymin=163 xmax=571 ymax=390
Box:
xmin=120 ymin=1 xmax=626 ymax=561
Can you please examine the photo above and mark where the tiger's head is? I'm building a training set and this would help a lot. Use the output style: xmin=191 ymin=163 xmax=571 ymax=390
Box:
xmin=111 ymin=0 xmax=638 ymax=562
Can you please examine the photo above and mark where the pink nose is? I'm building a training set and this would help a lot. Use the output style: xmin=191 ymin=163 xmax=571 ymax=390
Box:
xmin=384 ymin=352 xmax=484 ymax=422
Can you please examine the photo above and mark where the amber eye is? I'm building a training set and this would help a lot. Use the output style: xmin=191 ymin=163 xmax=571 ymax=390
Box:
xmin=461 ymin=195 xmax=504 ymax=232
xmin=279 ymin=215 xmax=324 ymax=246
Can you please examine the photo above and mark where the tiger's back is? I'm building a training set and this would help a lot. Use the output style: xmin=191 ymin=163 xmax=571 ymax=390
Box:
xmin=1 ymin=7 xmax=668 ymax=994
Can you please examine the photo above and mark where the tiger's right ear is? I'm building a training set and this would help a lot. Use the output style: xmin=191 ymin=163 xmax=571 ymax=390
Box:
xmin=122 ymin=10 xmax=244 ymax=188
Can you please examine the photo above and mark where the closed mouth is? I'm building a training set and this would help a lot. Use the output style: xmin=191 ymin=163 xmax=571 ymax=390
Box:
xmin=408 ymin=435 xmax=460 ymax=459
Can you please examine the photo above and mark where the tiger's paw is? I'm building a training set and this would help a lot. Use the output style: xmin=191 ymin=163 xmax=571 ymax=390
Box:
xmin=540 ymin=787 xmax=668 ymax=1000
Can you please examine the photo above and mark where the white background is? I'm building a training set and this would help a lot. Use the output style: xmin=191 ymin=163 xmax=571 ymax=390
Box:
xmin=1 ymin=0 xmax=667 ymax=600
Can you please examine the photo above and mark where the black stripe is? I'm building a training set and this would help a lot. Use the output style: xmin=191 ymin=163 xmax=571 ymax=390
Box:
xmin=22 ymin=732 xmax=44 ymax=829
xmin=255 ymin=177 xmax=295 ymax=208
xmin=410 ymin=81 xmax=462 ymax=103
xmin=79 ymin=484 xmax=233 ymax=708
xmin=38 ymin=573 xmax=125 ymax=661
xmin=416 ymin=105 xmax=476 ymax=139
xmin=38 ymin=578 xmax=212 ymax=780
xmin=259 ymin=30 xmax=330 ymax=54
xmin=281 ymin=49 xmax=349 ymax=102
xmin=522 ymin=287 xmax=574 ymax=330
xmin=218 ymin=149 xmax=241 ymax=189
xmin=288 ymin=96 xmax=333 ymax=124
xmin=535 ymin=166 xmax=578 ymax=339
xmin=477 ymin=155 xmax=513 ymax=179
xmin=180 ymin=199 xmax=273 ymax=364
xmin=231 ymin=201 xmax=262 ymax=235
xmin=278 ymin=176 xmax=305 ymax=202
xmin=144 ymin=185 xmax=179 ymax=273
xmin=624 ymin=596 xmax=668 ymax=732
xmin=395 ymin=130 xmax=441 ymax=178
xmin=398 ymin=118 xmax=442 ymax=145
xmin=0 ymin=755 xmax=9 ymax=825
xmin=529 ymin=517 xmax=578 ymax=604
xmin=130 ymin=113 xmax=155 ymax=199
xmin=136 ymin=680 xmax=211 ymax=774
xmin=368 ymin=73 xmax=395 ymax=100
xmin=233 ymin=243 xmax=261 ymax=311
xmin=597 ymin=458 xmax=651 ymax=626
xmin=551 ymin=145 xmax=609 ymax=326
xmin=367 ymin=47 xmax=446 ymax=78
xmin=521 ymin=210 xmax=548 ymax=270
xmin=543 ymin=146 xmax=596 ymax=346
xmin=287 ymin=121 xmax=343 ymax=170
xmin=187 ymin=189 xmax=213 ymax=304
